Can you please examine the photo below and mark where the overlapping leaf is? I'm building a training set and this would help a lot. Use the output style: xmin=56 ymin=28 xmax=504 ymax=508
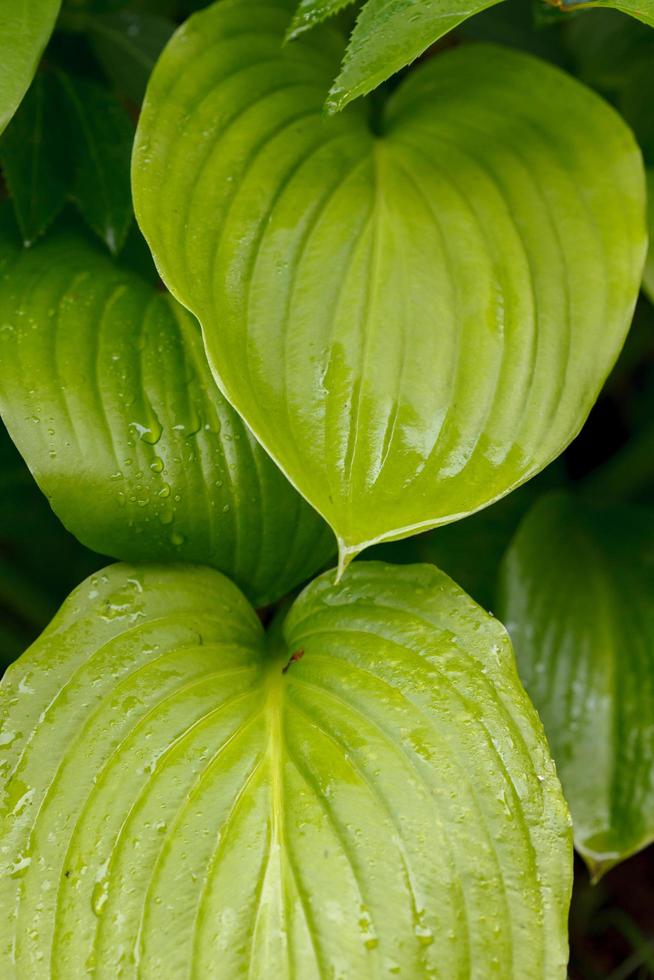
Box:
xmin=133 ymin=0 xmax=646 ymax=570
xmin=0 ymin=221 xmax=333 ymax=607
xmin=0 ymin=0 xmax=61 ymax=135
xmin=500 ymin=493 xmax=654 ymax=878
xmin=0 ymin=560 xmax=572 ymax=976
xmin=289 ymin=0 xmax=506 ymax=111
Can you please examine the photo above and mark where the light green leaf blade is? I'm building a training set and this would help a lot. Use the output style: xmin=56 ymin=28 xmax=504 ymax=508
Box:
xmin=0 ymin=0 xmax=61 ymax=135
xmin=553 ymin=0 xmax=654 ymax=29
xmin=57 ymin=71 xmax=134 ymax=253
xmin=0 ymin=75 xmax=69 ymax=246
xmin=133 ymin=0 xmax=646 ymax=569
xmin=644 ymin=169 xmax=654 ymax=302
xmin=327 ymin=0 xmax=506 ymax=112
xmin=0 ymin=560 xmax=572 ymax=976
xmin=499 ymin=492 xmax=654 ymax=879
xmin=288 ymin=0 xmax=356 ymax=38
xmin=0 ymin=222 xmax=333 ymax=607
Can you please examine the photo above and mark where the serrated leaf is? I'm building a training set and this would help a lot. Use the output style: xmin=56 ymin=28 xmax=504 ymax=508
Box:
xmin=87 ymin=10 xmax=175 ymax=104
xmin=0 ymin=0 xmax=61 ymax=135
xmin=57 ymin=71 xmax=133 ymax=253
xmin=326 ymin=0 xmax=507 ymax=112
xmin=0 ymin=75 xmax=69 ymax=246
xmin=133 ymin=0 xmax=646 ymax=571
xmin=0 ymin=222 xmax=333 ymax=607
xmin=499 ymin=492 xmax=654 ymax=879
xmin=0 ymin=560 xmax=572 ymax=976
xmin=287 ymin=0 xmax=355 ymax=38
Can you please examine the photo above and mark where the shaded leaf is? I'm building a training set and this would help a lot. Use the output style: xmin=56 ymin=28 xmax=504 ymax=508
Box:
xmin=0 ymin=221 xmax=333 ymax=608
xmin=133 ymin=0 xmax=646 ymax=571
xmin=0 ymin=560 xmax=571 ymax=975
xmin=500 ymin=492 xmax=654 ymax=878
xmin=553 ymin=0 xmax=654 ymax=29
xmin=0 ymin=0 xmax=61 ymax=135
xmin=87 ymin=10 xmax=175 ymax=103
xmin=0 ymin=75 xmax=69 ymax=246
xmin=57 ymin=71 xmax=133 ymax=253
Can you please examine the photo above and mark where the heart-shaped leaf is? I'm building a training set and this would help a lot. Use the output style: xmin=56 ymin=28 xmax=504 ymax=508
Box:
xmin=289 ymin=0 xmax=506 ymax=112
xmin=0 ymin=220 xmax=333 ymax=607
xmin=0 ymin=0 xmax=61 ymax=135
xmin=0 ymin=560 xmax=572 ymax=976
xmin=500 ymin=492 xmax=654 ymax=879
xmin=133 ymin=0 xmax=646 ymax=571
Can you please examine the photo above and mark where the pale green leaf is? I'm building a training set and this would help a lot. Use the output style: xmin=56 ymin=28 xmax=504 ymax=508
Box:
xmin=0 ymin=0 xmax=61 ymax=135
xmin=133 ymin=0 xmax=646 ymax=571
xmin=500 ymin=492 xmax=654 ymax=879
xmin=0 ymin=222 xmax=333 ymax=607
xmin=327 ymin=0 xmax=506 ymax=111
xmin=0 ymin=560 xmax=572 ymax=976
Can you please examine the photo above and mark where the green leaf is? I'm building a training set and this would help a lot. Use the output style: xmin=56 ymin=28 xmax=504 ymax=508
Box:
xmin=552 ymin=0 xmax=654 ymax=29
xmin=0 ymin=559 xmax=572 ymax=975
xmin=57 ymin=71 xmax=134 ymax=253
xmin=499 ymin=492 xmax=654 ymax=879
xmin=0 ymin=222 xmax=333 ymax=608
xmin=87 ymin=10 xmax=176 ymax=104
xmin=326 ymin=0 xmax=507 ymax=112
xmin=0 ymin=0 xmax=61 ymax=135
xmin=0 ymin=75 xmax=69 ymax=246
xmin=288 ymin=0 xmax=355 ymax=39
xmin=645 ymin=170 xmax=654 ymax=302
xmin=133 ymin=0 xmax=646 ymax=571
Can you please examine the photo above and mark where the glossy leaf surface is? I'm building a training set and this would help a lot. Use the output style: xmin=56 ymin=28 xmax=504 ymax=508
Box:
xmin=133 ymin=0 xmax=646 ymax=568
xmin=0 ymin=223 xmax=333 ymax=607
xmin=500 ymin=493 xmax=654 ymax=878
xmin=0 ymin=0 xmax=61 ymax=135
xmin=291 ymin=0 xmax=506 ymax=111
xmin=0 ymin=560 xmax=572 ymax=976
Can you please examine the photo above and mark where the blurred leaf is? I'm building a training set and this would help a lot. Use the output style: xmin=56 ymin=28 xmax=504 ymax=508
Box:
xmin=87 ymin=10 xmax=175 ymax=103
xmin=57 ymin=71 xmax=133 ymax=253
xmin=0 ymin=75 xmax=69 ymax=246
xmin=458 ymin=0 xmax=571 ymax=65
xmin=500 ymin=492 xmax=654 ymax=879
xmin=0 ymin=0 xmax=61 ymax=135
xmin=366 ymin=462 xmax=565 ymax=610
xmin=554 ymin=0 xmax=654 ymax=30
xmin=644 ymin=171 xmax=654 ymax=303
xmin=564 ymin=8 xmax=654 ymax=89
xmin=0 ymin=421 xmax=103 ymax=670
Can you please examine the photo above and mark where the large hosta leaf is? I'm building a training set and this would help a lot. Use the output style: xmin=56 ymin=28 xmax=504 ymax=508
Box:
xmin=289 ymin=0 xmax=507 ymax=112
xmin=500 ymin=492 xmax=654 ymax=878
xmin=0 ymin=222 xmax=332 ymax=607
xmin=133 ymin=0 xmax=646 ymax=570
xmin=0 ymin=560 xmax=572 ymax=976
xmin=0 ymin=0 xmax=61 ymax=135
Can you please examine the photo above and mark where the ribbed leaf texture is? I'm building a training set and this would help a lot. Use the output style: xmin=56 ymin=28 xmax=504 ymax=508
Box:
xmin=0 ymin=222 xmax=333 ymax=607
xmin=133 ymin=0 xmax=646 ymax=571
xmin=0 ymin=561 xmax=572 ymax=976
xmin=500 ymin=493 xmax=654 ymax=879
